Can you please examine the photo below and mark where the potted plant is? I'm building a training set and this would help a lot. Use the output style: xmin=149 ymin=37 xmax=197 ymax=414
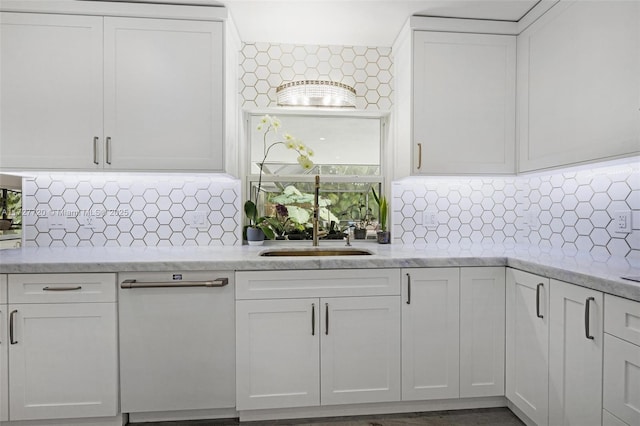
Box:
xmin=244 ymin=200 xmax=274 ymax=245
xmin=373 ymin=190 xmax=390 ymax=244
xmin=245 ymin=115 xmax=314 ymax=244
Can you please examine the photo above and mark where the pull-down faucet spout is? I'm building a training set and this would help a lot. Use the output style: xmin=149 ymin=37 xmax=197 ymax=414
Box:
xmin=312 ymin=175 xmax=320 ymax=247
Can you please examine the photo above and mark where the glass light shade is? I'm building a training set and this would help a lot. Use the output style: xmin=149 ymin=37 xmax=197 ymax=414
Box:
xmin=276 ymin=80 xmax=356 ymax=107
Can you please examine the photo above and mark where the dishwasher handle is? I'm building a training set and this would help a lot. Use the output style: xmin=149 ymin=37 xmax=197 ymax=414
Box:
xmin=120 ymin=278 xmax=228 ymax=289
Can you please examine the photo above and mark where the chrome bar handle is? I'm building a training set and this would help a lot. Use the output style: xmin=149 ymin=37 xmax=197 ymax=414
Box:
xmin=406 ymin=273 xmax=411 ymax=305
xmin=311 ymin=303 xmax=316 ymax=336
xmin=9 ymin=310 xmax=17 ymax=345
xmin=43 ymin=286 xmax=82 ymax=291
xmin=325 ymin=303 xmax=329 ymax=335
xmin=120 ymin=278 xmax=228 ymax=289
xmin=536 ymin=283 xmax=544 ymax=319
xmin=93 ymin=137 xmax=100 ymax=164
xmin=417 ymin=143 xmax=422 ymax=170
xmin=585 ymin=297 xmax=595 ymax=340
xmin=105 ymin=137 xmax=112 ymax=165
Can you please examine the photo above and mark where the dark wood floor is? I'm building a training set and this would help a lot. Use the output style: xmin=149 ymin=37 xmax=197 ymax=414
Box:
xmin=134 ymin=407 xmax=524 ymax=425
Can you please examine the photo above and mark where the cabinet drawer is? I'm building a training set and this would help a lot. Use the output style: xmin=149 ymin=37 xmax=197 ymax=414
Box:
xmin=603 ymin=334 xmax=640 ymax=426
xmin=0 ymin=275 xmax=6 ymax=304
xmin=605 ymin=294 xmax=640 ymax=346
xmin=8 ymin=274 xmax=116 ymax=303
xmin=236 ymin=269 xmax=401 ymax=299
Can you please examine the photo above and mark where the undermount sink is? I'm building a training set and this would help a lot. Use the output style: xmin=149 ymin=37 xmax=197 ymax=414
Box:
xmin=259 ymin=248 xmax=373 ymax=257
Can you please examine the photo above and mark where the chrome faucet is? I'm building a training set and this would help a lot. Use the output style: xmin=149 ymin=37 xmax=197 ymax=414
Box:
xmin=313 ymin=175 xmax=320 ymax=246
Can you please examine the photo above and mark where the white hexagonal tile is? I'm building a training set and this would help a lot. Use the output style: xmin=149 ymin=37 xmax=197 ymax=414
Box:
xmin=590 ymin=192 xmax=610 ymax=210
xmin=401 ymin=217 xmax=416 ymax=231
xmin=609 ymin=181 xmax=631 ymax=201
xmin=576 ymin=202 xmax=594 ymax=218
xmin=143 ymin=217 xmax=160 ymax=232
xmin=607 ymin=238 xmax=630 ymax=257
xmin=591 ymin=175 xmax=612 ymax=193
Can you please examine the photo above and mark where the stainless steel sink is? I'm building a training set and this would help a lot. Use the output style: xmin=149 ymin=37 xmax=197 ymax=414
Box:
xmin=259 ymin=248 xmax=373 ymax=257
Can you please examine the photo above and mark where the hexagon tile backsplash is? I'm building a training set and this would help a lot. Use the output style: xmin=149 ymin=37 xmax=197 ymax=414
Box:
xmin=239 ymin=42 xmax=393 ymax=110
xmin=392 ymin=158 xmax=639 ymax=260
xmin=21 ymin=174 xmax=241 ymax=247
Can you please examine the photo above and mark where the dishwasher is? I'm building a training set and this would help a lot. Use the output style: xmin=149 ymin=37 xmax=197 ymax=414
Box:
xmin=118 ymin=271 xmax=235 ymax=419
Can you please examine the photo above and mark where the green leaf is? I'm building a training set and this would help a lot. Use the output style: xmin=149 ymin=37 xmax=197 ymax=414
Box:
xmin=244 ymin=200 xmax=258 ymax=224
xmin=287 ymin=205 xmax=311 ymax=224
xmin=259 ymin=224 xmax=275 ymax=240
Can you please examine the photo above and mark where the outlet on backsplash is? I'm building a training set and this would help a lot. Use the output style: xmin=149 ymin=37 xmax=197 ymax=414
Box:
xmin=187 ymin=211 xmax=209 ymax=229
xmin=614 ymin=210 xmax=631 ymax=233
xmin=423 ymin=209 xmax=438 ymax=230
xmin=47 ymin=213 xmax=67 ymax=230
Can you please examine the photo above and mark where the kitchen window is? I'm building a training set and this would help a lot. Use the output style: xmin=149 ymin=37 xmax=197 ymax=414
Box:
xmin=246 ymin=110 xmax=387 ymax=239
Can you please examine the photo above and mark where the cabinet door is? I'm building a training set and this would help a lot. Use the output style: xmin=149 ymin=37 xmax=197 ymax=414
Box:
xmin=8 ymin=303 xmax=117 ymax=421
xmin=401 ymin=268 xmax=460 ymax=400
xmin=320 ymin=296 xmax=401 ymax=406
xmin=104 ymin=17 xmax=224 ymax=171
xmin=236 ymin=298 xmax=320 ymax=410
xmin=0 ymin=12 xmax=104 ymax=170
xmin=506 ymin=269 xmax=549 ymax=426
xmin=460 ymin=267 xmax=505 ymax=398
xmin=604 ymin=334 xmax=640 ymax=426
xmin=517 ymin=1 xmax=640 ymax=172
xmin=549 ymin=280 xmax=603 ymax=426
xmin=0 ymin=308 xmax=7 ymax=422
xmin=413 ymin=31 xmax=516 ymax=174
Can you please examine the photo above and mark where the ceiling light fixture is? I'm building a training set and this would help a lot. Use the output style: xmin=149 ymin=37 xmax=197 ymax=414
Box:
xmin=276 ymin=80 xmax=356 ymax=108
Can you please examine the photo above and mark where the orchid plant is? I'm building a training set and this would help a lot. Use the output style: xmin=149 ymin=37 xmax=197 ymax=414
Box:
xmin=244 ymin=115 xmax=314 ymax=240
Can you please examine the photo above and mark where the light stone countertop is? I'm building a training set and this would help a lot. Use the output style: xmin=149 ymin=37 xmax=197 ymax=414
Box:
xmin=1 ymin=242 xmax=639 ymax=301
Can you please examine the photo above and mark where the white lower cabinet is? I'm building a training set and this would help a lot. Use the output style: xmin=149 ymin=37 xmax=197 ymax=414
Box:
xmin=320 ymin=296 xmax=401 ymax=406
xmin=401 ymin=268 xmax=460 ymax=400
xmin=235 ymin=269 xmax=401 ymax=411
xmin=548 ymin=279 xmax=603 ymax=426
xmin=603 ymin=294 xmax=640 ymax=426
xmin=8 ymin=303 xmax=118 ymax=420
xmin=459 ymin=267 xmax=505 ymax=398
xmin=5 ymin=274 xmax=118 ymax=421
xmin=236 ymin=295 xmax=401 ymax=410
xmin=506 ymin=268 xmax=549 ymax=426
xmin=1 ymin=274 xmax=7 ymax=423
xmin=603 ymin=335 xmax=640 ymax=426
xmin=236 ymin=298 xmax=320 ymax=410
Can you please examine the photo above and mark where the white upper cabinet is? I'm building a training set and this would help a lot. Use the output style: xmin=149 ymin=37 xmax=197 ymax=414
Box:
xmin=517 ymin=0 xmax=640 ymax=172
xmin=0 ymin=9 xmax=225 ymax=172
xmin=412 ymin=32 xmax=516 ymax=175
xmin=0 ymin=13 xmax=104 ymax=170
xmin=103 ymin=17 xmax=224 ymax=171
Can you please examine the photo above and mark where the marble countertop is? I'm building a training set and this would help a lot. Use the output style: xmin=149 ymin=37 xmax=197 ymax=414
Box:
xmin=1 ymin=242 xmax=639 ymax=301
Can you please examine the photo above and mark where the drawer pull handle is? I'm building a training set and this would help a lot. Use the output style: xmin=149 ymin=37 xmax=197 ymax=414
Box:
xmin=93 ymin=137 xmax=100 ymax=165
xmin=325 ymin=303 xmax=329 ymax=335
xmin=43 ymin=286 xmax=82 ymax=291
xmin=106 ymin=136 xmax=112 ymax=165
xmin=120 ymin=278 xmax=228 ymax=289
xmin=9 ymin=310 xmax=17 ymax=345
xmin=406 ymin=273 xmax=411 ymax=305
xmin=536 ymin=283 xmax=544 ymax=319
xmin=585 ymin=297 xmax=595 ymax=340
xmin=311 ymin=303 xmax=316 ymax=336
